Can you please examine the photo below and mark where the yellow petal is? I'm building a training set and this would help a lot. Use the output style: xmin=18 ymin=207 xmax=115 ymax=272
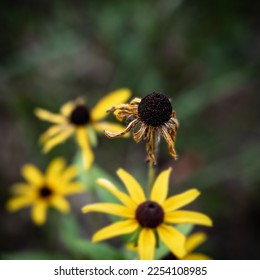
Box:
xmin=60 ymin=101 xmax=75 ymax=117
xmin=50 ymin=195 xmax=70 ymax=213
xmin=6 ymin=196 xmax=33 ymax=212
xmin=165 ymin=210 xmax=213 ymax=227
xmin=92 ymin=122 xmax=130 ymax=137
xmin=150 ymin=168 xmax=171 ymax=203
xmin=116 ymin=169 xmax=146 ymax=204
xmin=92 ymin=219 xmax=138 ymax=243
xmin=39 ymin=125 xmax=68 ymax=143
xmin=61 ymin=182 xmax=85 ymax=195
xmin=43 ymin=127 xmax=75 ymax=153
xmin=35 ymin=108 xmax=66 ymax=124
xmin=62 ymin=166 xmax=78 ymax=182
xmin=138 ymin=228 xmax=156 ymax=260
xmin=11 ymin=183 xmax=32 ymax=195
xmin=46 ymin=157 xmax=66 ymax=182
xmin=21 ymin=164 xmax=44 ymax=186
xmin=126 ymin=242 xmax=138 ymax=252
xmin=185 ymin=232 xmax=207 ymax=253
xmin=157 ymin=224 xmax=186 ymax=259
xmin=96 ymin=178 xmax=137 ymax=209
xmin=90 ymin=88 xmax=132 ymax=121
xmin=162 ymin=189 xmax=200 ymax=212
xmin=31 ymin=202 xmax=47 ymax=225
xmin=82 ymin=203 xmax=135 ymax=218
xmin=183 ymin=253 xmax=211 ymax=260
xmin=76 ymin=126 xmax=94 ymax=170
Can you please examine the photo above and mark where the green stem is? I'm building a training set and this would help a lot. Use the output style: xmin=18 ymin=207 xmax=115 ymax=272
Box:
xmin=148 ymin=161 xmax=155 ymax=199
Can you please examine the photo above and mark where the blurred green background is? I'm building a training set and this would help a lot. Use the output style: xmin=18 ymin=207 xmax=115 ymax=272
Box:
xmin=0 ymin=0 xmax=259 ymax=260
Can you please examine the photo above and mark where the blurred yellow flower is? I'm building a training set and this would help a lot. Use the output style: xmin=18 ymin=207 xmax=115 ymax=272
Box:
xmin=35 ymin=88 xmax=131 ymax=170
xmin=6 ymin=158 xmax=84 ymax=225
xmin=82 ymin=168 xmax=212 ymax=260
xmin=104 ymin=92 xmax=179 ymax=165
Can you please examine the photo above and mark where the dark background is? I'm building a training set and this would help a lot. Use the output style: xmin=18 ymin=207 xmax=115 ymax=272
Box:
xmin=0 ymin=0 xmax=259 ymax=259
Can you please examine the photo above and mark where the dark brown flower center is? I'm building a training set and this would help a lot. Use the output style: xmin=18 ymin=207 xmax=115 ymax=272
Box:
xmin=70 ymin=105 xmax=90 ymax=125
xmin=138 ymin=92 xmax=172 ymax=127
xmin=39 ymin=186 xmax=53 ymax=198
xmin=135 ymin=201 xmax=164 ymax=228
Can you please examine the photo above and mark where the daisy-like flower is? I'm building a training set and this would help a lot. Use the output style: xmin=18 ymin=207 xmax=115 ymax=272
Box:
xmin=82 ymin=168 xmax=212 ymax=260
xmin=35 ymin=88 xmax=131 ymax=170
xmin=182 ymin=232 xmax=211 ymax=260
xmin=104 ymin=92 xmax=179 ymax=164
xmin=6 ymin=158 xmax=84 ymax=225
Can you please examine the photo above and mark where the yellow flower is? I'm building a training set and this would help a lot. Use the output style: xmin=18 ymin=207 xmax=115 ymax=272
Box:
xmin=82 ymin=168 xmax=212 ymax=260
xmin=182 ymin=232 xmax=211 ymax=260
xmin=104 ymin=92 xmax=179 ymax=165
xmin=6 ymin=158 xmax=84 ymax=225
xmin=35 ymin=88 xmax=131 ymax=170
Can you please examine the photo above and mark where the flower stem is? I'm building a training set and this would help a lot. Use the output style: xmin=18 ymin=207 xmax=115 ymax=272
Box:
xmin=148 ymin=161 xmax=155 ymax=198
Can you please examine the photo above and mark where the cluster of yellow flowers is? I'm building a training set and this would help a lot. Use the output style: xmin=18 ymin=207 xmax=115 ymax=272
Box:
xmin=7 ymin=89 xmax=212 ymax=260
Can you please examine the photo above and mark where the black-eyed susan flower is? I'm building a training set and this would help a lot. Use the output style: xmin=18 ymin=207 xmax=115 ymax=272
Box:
xmin=6 ymin=158 xmax=84 ymax=225
xmin=104 ymin=92 xmax=179 ymax=165
xmin=35 ymin=89 xmax=131 ymax=170
xmin=82 ymin=168 xmax=212 ymax=260
xmin=182 ymin=231 xmax=211 ymax=260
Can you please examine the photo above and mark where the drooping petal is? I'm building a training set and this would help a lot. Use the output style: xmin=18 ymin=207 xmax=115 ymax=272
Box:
xmin=90 ymin=88 xmax=131 ymax=121
xmin=183 ymin=253 xmax=211 ymax=260
xmin=39 ymin=125 xmax=68 ymax=143
xmin=60 ymin=101 xmax=75 ymax=117
xmin=35 ymin=108 xmax=66 ymax=124
xmin=162 ymin=189 xmax=200 ymax=212
xmin=185 ymin=232 xmax=207 ymax=254
xmin=76 ymin=126 xmax=94 ymax=170
xmin=164 ymin=211 xmax=213 ymax=227
xmin=21 ymin=164 xmax=44 ymax=186
xmin=6 ymin=196 xmax=34 ymax=212
xmin=50 ymin=195 xmax=70 ymax=213
xmin=160 ymin=126 xmax=177 ymax=159
xmin=116 ymin=169 xmax=146 ymax=204
xmin=43 ymin=127 xmax=75 ymax=153
xmin=92 ymin=122 xmax=130 ymax=137
xmin=31 ymin=202 xmax=48 ymax=225
xmin=92 ymin=219 xmax=139 ymax=243
xmin=104 ymin=118 xmax=139 ymax=138
xmin=146 ymin=127 xmax=156 ymax=164
xmin=138 ymin=228 xmax=156 ymax=260
xmin=82 ymin=203 xmax=135 ymax=218
xmin=96 ymin=178 xmax=137 ymax=209
xmin=157 ymin=224 xmax=186 ymax=259
xmin=150 ymin=168 xmax=171 ymax=203
xmin=46 ymin=157 xmax=66 ymax=181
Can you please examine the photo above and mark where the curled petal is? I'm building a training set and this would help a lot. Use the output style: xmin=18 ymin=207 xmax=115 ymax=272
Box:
xmin=93 ymin=122 xmax=130 ymax=137
xmin=160 ymin=126 xmax=177 ymax=159
xmin=133 ymin=123 xmax=147 ymax=143
xmin=104 ymin=118 xmax=139 ymax=138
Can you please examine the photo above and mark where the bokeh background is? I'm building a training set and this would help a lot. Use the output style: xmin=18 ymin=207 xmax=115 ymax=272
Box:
xmin=0 ymin=0 xmax=259 ymax=260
